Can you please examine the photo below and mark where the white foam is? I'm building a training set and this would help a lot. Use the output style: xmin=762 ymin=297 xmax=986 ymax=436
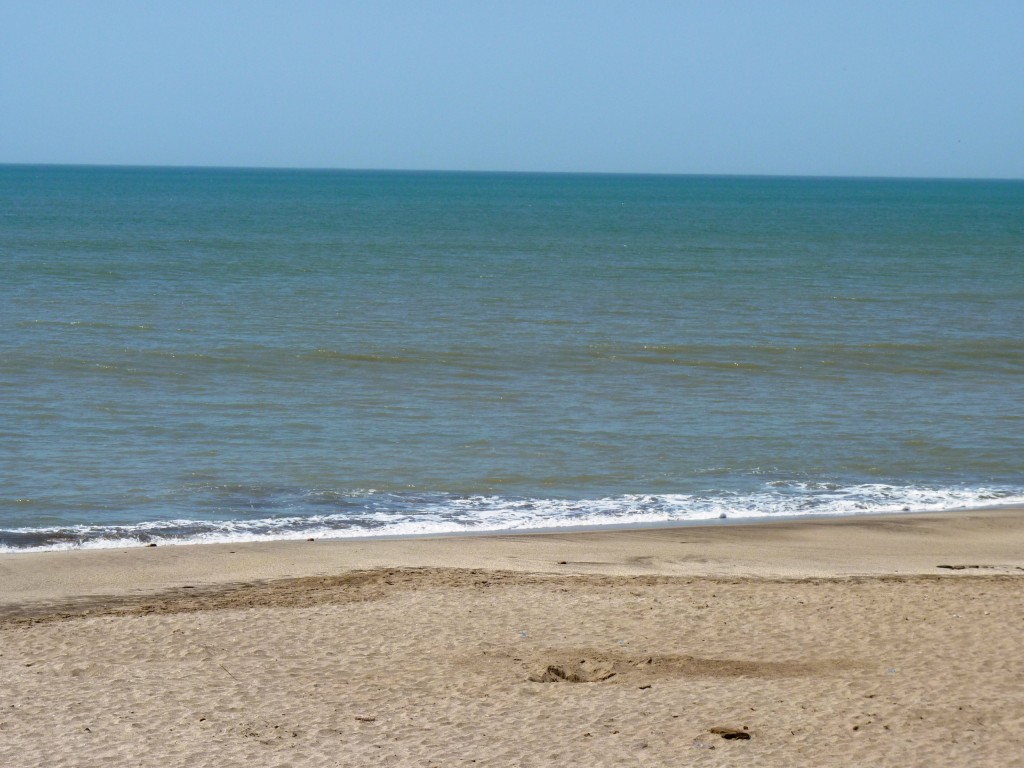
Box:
xmin=2 ymin=483 xmax=1023 ymax=553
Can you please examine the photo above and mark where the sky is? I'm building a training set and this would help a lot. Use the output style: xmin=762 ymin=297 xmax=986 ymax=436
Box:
xmin=2 ymin=1 xmax=1023 ymax=178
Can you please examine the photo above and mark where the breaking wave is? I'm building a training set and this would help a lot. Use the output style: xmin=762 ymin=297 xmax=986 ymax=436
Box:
xmin=2 ymin=482 xmax=1022 ymax=552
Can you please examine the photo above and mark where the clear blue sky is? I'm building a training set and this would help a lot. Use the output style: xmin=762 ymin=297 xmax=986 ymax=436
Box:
xmin=2 ymin=1 xmax=1022 ymax=178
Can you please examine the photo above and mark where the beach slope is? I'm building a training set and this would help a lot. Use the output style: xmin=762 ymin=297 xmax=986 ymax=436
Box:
xmin=2 ymin=509 xmax=1023 ymax=767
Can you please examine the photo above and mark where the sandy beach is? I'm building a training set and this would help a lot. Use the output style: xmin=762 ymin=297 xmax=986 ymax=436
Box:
xmin=2 ymin=508 xmax=1023 ymax=767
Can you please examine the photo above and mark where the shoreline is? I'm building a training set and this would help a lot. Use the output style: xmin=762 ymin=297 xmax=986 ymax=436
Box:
xmin=6 ymin=489 xmax=1022 ymax=554
xmin=3 ymin=506 xmax=1022 ymax=614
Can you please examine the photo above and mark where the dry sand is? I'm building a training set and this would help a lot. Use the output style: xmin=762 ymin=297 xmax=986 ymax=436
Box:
xmin=1 ymin=508 xmax=1023 ymax=767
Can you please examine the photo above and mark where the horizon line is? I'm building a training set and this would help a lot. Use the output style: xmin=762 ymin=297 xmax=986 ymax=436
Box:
xmin=1 ymin=161 xmax=1022 ymax=184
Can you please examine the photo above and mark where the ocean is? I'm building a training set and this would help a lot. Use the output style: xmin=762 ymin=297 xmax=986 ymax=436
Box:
xmin=1 ymin=165 xmax=1022 ymax=550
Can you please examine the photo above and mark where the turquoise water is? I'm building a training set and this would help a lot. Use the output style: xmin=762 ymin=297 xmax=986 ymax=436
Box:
xmin=2 ymin=165 xmax=1023 ymax=549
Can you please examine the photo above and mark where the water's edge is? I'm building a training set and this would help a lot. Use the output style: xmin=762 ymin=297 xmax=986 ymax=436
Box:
xmin=4 ymin=484 xmax=1022 ymax=552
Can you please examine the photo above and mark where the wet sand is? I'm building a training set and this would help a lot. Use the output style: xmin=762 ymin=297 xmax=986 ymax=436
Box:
xmin=2 ymin=508 xmax=1023 ymax=767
